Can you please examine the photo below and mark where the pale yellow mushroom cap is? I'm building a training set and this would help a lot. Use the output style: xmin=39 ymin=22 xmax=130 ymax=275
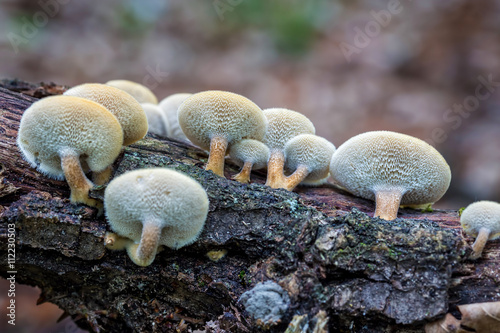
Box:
xmin=329 ymin=131 xmax=451 ymax=206
xmin=262 ymin=108 xmax=315 ymax=151
xmin=177 ymin=90 xmax=266 ymax=150
xmin=460 ymin=201 xmax=500 ymax=239
xmin=229 ymin=139 xmax=270 ymax=171
xmin=64 ymin=83 xmax=148 ymax=146
xmin=17 ymin=95 xmax=123 ymax=179
xmin=285 ymin=134 xmax=336 ymax=184
xmin=104 ymin=168 xmax=209 ymax=264
xmin=158 ymin=93 xmax=192 ymax=141
xmin=141 ymin=103 xmax=168 ymax=137
xmin=105 ymin=79 xmax=158 ymax=104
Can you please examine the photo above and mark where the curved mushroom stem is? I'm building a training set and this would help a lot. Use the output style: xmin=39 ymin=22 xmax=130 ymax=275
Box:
xmin=265 ymin=150 xmax=286 ymax=189
xmin=60 ymin=149 xmax=103 ymax=214
xmin=127 ymin=221 xmax=162 ymax=266
xmin=470 ymin=227 xmax=491 ymax=260
xmin=206 ymin=135 xmax=228 ymax=177
xmin=104 ymin=232 xmax=131 ymax=250
xmin=93 ymin=165 xmax=113 ymax=186
xmin=374 ymin=189 xmax=403 ymax=220
xmin=232 ymin=161 xmax=253 ymax=183
xmin=284 ymin=164 xmax=310 ymax=191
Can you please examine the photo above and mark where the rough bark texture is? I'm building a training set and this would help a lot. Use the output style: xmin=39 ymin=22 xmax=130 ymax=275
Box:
xmin=0 ymin=80 xmax=499 ymax=332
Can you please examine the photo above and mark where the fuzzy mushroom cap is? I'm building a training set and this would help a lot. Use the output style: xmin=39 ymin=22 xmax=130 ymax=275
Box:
xmin=105 ymin=79 xmax=158 ymax=104
xmin=284 ymin=134 xmax=336 ymax=183
xmin=158 ymin=93 xmax=192 ymax=140
xmin=104 ymin=168 xmax=209 ymax=250
xmin=460 ymin=201 xmax=500 ymax=239
xmin=17 ymin=96 xmax=123 ymax=179
xmin=329 ymin=131 xmax=451 ymax=206
xmin=229 ymin=139 xmax=270 ymax=170
xmin=177 ymin=90 xmax=266 ymax=150
xmin=141 ymin=103 xmax=168 ymax=137
xmin=262 ymin=108 xmax=315 ymax=150
xmin=64 ymin=83 xmax=148 ymax=145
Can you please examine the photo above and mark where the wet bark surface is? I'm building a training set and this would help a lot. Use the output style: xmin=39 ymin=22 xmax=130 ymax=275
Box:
xmin=0 ymin=80 xmax=499 ymax=332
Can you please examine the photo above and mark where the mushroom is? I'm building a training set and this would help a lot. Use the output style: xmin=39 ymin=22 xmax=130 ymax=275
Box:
xmin=63 ymin=83 xmax=148 ymax=146
xmin=158 ymin=93 xmax=192 ymax=141
xmin=282 ymin=134 xmax=336 ymax=191
xmin=460 ymin=200 xmax=500 ymax=259
xmin=141 ymin=103 xmax=169 ymax=137
xmin=261 ymin=108 xmax=315 ymax=188
xmin=17 ymin=96 xmax=123 ymax=210
xmin=178 ymin=90 xmax=267 ymax=177
xmin=228 ymin=139 xmax=270 ymax=183
xmin=329 ymin=131 xmax=451 ymax=220
xmin=105 ymin=79 xmax=158 ymax=104
xmin=104 ymin=168 xmax=209 ymax=266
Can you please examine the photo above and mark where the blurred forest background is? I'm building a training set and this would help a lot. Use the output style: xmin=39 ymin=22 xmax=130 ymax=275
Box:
xmin=0 ymin=0 xmax=499 ymax=332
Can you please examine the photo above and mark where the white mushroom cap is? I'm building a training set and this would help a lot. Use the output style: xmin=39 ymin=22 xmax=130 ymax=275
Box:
xmin=460 ymin=200 xmax=500 ymax=259
xmin=329 ymin=131 xmax=451 ymax=220
xmin=104 ymin=168 xmax=209 ymax=266
xmin=64 ymin=83 xmax=148 ymax=145
xmin=284 ymin=134 xmax=336 ymax=189
xmin=141 ymin=103 xmax=168 ymax=137
xmin=105 ymin=79 xmax=158 ymax=104
xmin=158 ymin=93 xmax=192 ymax=141
xmin=178 ymin=90 xmax=266 ymax=177
xmin=228 ymin=139 xmax=270 ymax=183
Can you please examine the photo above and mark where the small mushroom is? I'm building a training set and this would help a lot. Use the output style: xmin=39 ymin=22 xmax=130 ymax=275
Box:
xmin=104 ymin=168 xmax=209 ymax=266
xmin=158 ymin=93 xmax=192 ymax=141
xmin=329 ymin=131 xmax=451 ymax=220
xmin=178 ymin=90 xmax=267 ymax=177
xmin=460 ymin=200 xmax=500 ymax=259
xmin=282 ymin=134 xmax=336 ymax=191
xmin=228 ymin=139 xmax=270 ymax=183
xmin=63 ymin=83 xmax=148 ymax=146
xmin=141 ymin=103 xmax=169 ymax=137
xmin=105 ymin=79 xmax=158 ymax=104
xmin=17 ymin=96 xmax=123 ymax=210
xmin=261 ymin=108 xmax=315 ymax=188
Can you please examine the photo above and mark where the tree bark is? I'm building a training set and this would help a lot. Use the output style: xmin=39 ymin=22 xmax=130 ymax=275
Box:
xmin=0 ymin=80 xmax=499 ymax=333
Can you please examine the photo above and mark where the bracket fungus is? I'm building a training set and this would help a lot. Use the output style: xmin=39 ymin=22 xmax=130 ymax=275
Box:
xmin=105 ymin=79 xmax=158 ymax=104
xmin=228 ymin=139 xmax=270 ymax=183
xmin=17 ymin=96 xmax=123 ymax=210
xmin=261 ymin=108 xmax=315 ymax=188
xmin=63 ymin=83 xmax=148 ymax=146
xmin=329 ymin=131 xmax=451 ymax=220
xmin=460 ymin=200 xmax=500 ymax=259
xmin=141 ymin=103 xmax=169 ymax=137
xmin=282 ymin=134 xmax=336 ymax=191
xmin=158 ymin=93 xmax=192 ymax=141
xmin=178 ymin=90 xmax=267 ymax=177
xmin=104 ymin=168 xmax=209 ymax=266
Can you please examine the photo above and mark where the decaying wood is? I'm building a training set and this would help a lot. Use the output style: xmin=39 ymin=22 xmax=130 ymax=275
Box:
xmin=0 ymin=80 xmax=499 ymax=332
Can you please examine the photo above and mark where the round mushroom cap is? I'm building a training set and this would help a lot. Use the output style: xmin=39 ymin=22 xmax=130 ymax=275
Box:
xmin=104 ymin=168 xmax=209 ymax=249
xmin=64 ymin=83 xmax=148 ymax=145
xmin=141 ymin=103 xmax=168 ymax=137
xmin=262 ymin=108 xmax=315 ymax=151
xmin=229 ymin=139 xmax=270 ymax=170
xmin=17 ymin=96 xmax=123 ymax=179
xmin=460 ymin=201 xmax=500 ymax=239
xmin=177 ymin=90 xmax=266 ymax=150
xmin=158 ymin=93 xmax=192 ymax=140
xmin=285 ymin=134 xmax=336 ymax=183
xmin=105 ymin=79 xmax=158 ymax=104
xmin=329 ymin=131 xmax=451 ymax=205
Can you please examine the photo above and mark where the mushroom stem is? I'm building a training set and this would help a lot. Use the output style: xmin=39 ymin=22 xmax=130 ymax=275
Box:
xmin=128 ymin=221 xmax=162 ymax=266
xmin=284 ymin=165 xmax=310 ymax=191
xmin=232 ymin=161 xmax=253 ymax=183
xmin=206 ymin=135 xmax=228 ymax=177
xmin=470 ymin=227 xmax=491 ymax=260
xmin=265 ymin=150 xmax=286 ymax=188
xmin=374 ymin=189 xmax=403 ymax=220
xmin=93 ymin=165 xmax=113 ymax=186
xmin=104 ymin=232 xmax=131 ymax=250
